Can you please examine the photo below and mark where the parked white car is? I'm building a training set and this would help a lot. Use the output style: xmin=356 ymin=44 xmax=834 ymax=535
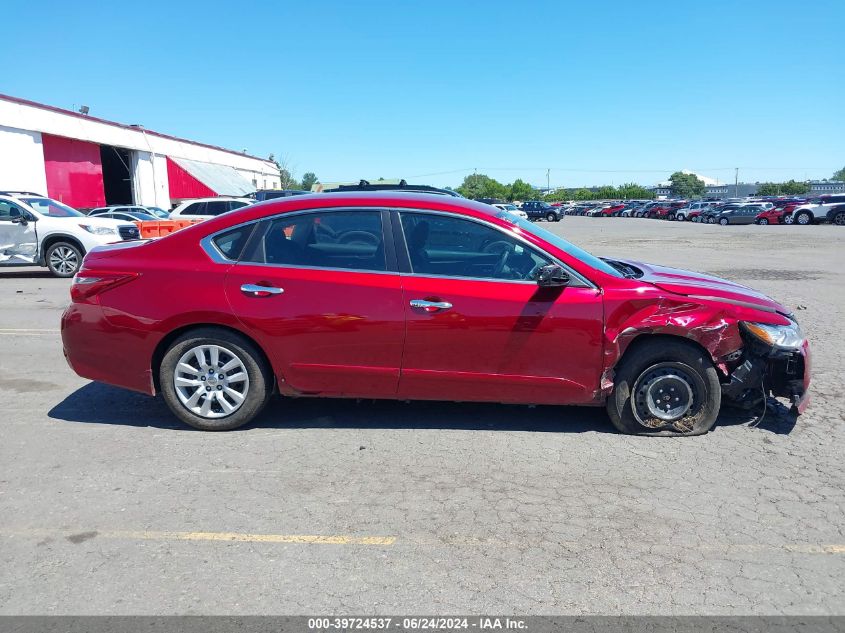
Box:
xmin=0 ymin=192 xmax=140 ymax=277
xmin=492 ymin=203 xmax=529 ymax=220
xmin=675 ymin=200 xmax=717 ymax=221
xmin=787 ymin=195 xmax=845 ymax=225
xmin=169 ymin=197 xmax=253 ymax=221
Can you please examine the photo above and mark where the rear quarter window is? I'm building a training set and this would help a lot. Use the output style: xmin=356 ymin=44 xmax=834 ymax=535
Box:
xmin=211 ymin=225 xmax=255 ymax=261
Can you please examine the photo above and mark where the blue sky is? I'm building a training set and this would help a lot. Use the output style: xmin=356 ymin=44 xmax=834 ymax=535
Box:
xmin=3 ymin=0 xmax=844 ymax=188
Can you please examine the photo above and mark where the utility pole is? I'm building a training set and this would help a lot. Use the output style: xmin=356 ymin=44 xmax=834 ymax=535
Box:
xmin=735 ymin=167 xmax=739 ymax=198
xmin=546 ymin=169 xmax=550 ymax=195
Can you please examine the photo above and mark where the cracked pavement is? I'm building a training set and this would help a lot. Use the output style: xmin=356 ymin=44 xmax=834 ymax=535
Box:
xmin=0 ymin=218 xmax=843 ymax=614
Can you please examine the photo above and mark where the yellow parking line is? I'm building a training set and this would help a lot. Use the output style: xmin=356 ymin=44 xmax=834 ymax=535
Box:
xmin=6 ymin=528 xmax=395 ymax=546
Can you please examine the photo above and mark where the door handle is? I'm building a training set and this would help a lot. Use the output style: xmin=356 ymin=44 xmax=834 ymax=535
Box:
xmin=409 ymin=299 xmax=453 ymax=313
xmin=241 ymin=284 xmax=284 ymax=297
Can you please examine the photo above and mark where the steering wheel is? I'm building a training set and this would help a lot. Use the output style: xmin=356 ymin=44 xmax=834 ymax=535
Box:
xmin=492 ymin=248 xmax=511 ymax=277
xmin=482 ymin=241 xmax=513 ymax=277
xmin=338 ymin=231 xmax=380 ymax=247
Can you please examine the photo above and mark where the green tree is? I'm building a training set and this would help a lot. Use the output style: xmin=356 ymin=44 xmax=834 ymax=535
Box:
xmin=832 ymin=166 xmax=845 ymax=182
xmin=508 ymin=179 xmax=535 ymax=201
xmin=595 ymin=185 xmax=617 ymax=199
xmin=668 ymin=171 xmax=705 ymax=198
xmin=573 ymin=188 xmax=595 ymax=201
xmin=617 ymin=182 xmax=655 ymax=200
xmin=757 ymin=180 xmax=809 ymax=196
xmin=455 ymin=174 xmax=508 ymax=200
xmin=300 ymin=172 xmax=318 ymax=191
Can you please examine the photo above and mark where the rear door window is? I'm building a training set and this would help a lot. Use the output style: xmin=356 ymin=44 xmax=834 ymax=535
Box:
xmin=242 ymin=210 xmax=387 ymax=272
xmin=183 ymin=202 xmax=207 ymax=216
xmin=205 ymin=201 xmax=231 ymax=216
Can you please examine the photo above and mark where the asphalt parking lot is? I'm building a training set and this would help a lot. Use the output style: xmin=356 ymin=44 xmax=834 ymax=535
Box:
xmin=1 ymin=218 xmax=843 ymax=615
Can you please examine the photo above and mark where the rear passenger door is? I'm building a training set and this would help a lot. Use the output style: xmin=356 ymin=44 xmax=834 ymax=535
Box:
xmin=223 ymin=208 xmax=405 ymax=397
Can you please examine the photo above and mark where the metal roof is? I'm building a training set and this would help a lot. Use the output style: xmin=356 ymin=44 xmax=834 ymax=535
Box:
xmin=170 ymin=157 xmax=256 ymax=196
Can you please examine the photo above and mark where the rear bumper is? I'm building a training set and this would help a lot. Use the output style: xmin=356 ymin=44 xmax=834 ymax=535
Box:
xmin=61 ymin=302 xmax=156 ymax=395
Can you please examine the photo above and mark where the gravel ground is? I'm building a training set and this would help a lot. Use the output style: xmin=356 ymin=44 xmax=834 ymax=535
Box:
xmin=0 ymin=218 xmax=843 ymax=615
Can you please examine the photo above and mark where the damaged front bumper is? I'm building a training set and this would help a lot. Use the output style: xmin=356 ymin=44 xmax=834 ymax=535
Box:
xmin=721 ymin=336 xmax=811 ymax=414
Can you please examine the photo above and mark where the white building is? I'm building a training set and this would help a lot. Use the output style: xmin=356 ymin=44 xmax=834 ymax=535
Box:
xmin=0 ymin=93 xmax=280 ymax=209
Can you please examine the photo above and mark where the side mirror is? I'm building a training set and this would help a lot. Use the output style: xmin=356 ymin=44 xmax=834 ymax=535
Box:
xmin=537 ymin=264 xmax=569 ymax=287
xmin=11 ymin=215 xmax=27 ymax=226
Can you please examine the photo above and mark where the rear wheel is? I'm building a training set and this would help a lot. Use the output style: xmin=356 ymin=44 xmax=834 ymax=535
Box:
xmin=834 ymin=211 xmax=845 ymax=226
xmin=606 ymin=339 xmax=721 ymax=436
xmin=160 ymin=328 xmax=273 ymax=431
xmin=46 ymin=241 xmax=83 ymax=277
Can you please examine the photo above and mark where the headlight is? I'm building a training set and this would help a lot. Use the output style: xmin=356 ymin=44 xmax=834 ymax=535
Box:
xmin=741 ymin=321 xmax=804 ymax=350
xmin=79 ymin=224 xmax=117 ymax=236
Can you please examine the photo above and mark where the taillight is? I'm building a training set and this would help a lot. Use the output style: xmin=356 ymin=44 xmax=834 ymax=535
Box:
xmin=71 ymin=271 xmax=140 ymax=303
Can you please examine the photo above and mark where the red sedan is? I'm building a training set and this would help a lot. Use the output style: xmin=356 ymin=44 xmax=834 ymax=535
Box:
xmin=62 ymin=193 xmax=810 ymax=436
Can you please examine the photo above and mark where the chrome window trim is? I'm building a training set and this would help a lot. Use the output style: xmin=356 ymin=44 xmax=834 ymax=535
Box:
xmin=200 ymin=205 xmax=599 ymax=288
xmin=393 ymin=207 xmax=596 ymax=289
xmin=201 ymin=207 xmax=393 ymax=273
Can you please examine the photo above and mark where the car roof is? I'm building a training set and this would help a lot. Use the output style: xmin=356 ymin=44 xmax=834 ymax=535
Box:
xmin=194 ymin=191 xmax=501 ymax=230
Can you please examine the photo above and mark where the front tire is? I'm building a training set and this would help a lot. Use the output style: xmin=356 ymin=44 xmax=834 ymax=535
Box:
xmin=159 ymin=328 xmax=273 ymax=431
xmin=719 ymin=217 xmax=729 ymax=226
xmin=546 ymin=212 xmax=558 ymax=222
xmin=757 ymin=218 xmax=768 ymax=225
xmin=46 ymin=241 xmax=83 ymax=277
xmin=794 ymin=211 xmax=812 ymax=225
xmin=606 ymin=339 xmax=721 ymax=436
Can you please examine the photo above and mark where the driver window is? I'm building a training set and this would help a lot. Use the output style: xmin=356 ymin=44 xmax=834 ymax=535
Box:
xmin=243 ymin=210 xmax=386 ymax=272
xmin=0 ymin=201 xmax=23 ymax=221
xmin=400 ymin=212 xmax=551 ymax=281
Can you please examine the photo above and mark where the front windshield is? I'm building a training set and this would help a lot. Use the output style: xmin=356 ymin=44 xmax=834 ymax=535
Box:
xmin=22 ymin=197 xmax=85 ymax=218
xmin=497 ymin=212 xmax=623 ymax=278
xmin=504 ymin=204 xmax=518 ymax=211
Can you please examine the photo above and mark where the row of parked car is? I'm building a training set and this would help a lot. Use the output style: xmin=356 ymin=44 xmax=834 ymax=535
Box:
xmin=515 ymin=195 xmax=845 ymax=226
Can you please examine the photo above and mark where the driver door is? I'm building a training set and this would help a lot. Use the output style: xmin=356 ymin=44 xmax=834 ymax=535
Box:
xmin=394 ymin=210 xmax=604 ymax=405
xmin=0 ymin=200 xmax=38 ymax=264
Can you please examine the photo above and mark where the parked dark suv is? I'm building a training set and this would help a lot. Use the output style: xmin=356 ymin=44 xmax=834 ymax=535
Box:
xmin=522 ymin=200 xmax=563 ymax=222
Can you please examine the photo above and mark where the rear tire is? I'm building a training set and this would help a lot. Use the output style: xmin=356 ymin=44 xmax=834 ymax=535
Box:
xmin=45 ymin=241 xmax=83 ymax=278
xmin=606 ymin=339 xmax=721 ymax=436
xmin=834 ymin=211 xmax=845 ymax=226
xmin=159 ymin=328 xmax=273 ymax=431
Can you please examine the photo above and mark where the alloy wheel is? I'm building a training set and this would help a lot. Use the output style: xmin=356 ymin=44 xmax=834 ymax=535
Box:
xmin=173 ymin=345 xmax=250 ymax=419
xmin=835 ymin=212 xmax=845 ymax=226
xmin=49 ymin=246 xmax=79 ymax=275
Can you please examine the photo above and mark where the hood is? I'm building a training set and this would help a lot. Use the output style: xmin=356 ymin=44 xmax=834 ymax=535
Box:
xmin=617 ymin=259 xmax=790 ymax=315
xmin=77 ymin=216 xmax=134 ymax=229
